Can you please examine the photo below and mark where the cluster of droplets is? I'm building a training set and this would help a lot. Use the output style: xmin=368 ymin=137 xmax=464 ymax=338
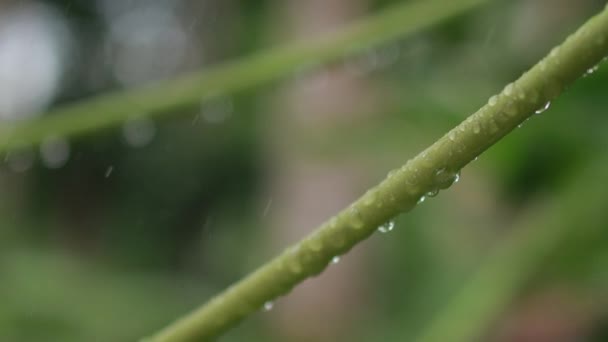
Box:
xmin=414 ymin=168 xmax=461 ymax=205
xmin=482 ymin=72 xmax=558 ymax=134
xmin=377 ymin=220 xmax=394 ymax=233
xmin=584 ymin=64 xmax=599 ymax=77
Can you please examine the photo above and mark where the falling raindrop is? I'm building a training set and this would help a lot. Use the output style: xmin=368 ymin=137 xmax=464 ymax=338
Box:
xmin=105 ymin=166 xmax=114 ymax=178
xmin=535 ymin=101 xmax=551 ymax=114
xmin=262 ymin=198 xmax=273 ymax=217
xmin=40 ymin=136 xmax=70 ymax=169
xmin=123 ymin=117 xmax=156 ymax=147
xmin=263 ymin=301 xmax=274 ymax=312
xmin=377 ymin=221 xmax=395 ymax=233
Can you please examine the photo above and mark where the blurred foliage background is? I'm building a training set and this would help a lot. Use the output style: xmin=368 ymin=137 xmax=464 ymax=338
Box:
xmin=0 ymin=0 xmax=607 ymax=341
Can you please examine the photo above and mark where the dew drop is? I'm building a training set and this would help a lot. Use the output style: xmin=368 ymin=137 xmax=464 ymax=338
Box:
xmin=435 ymin=168 xmax=460 ymax=189
xmin=377 ymin=220 xmax=395 ymax=233
xmin=426 ymin=189 xmax=439 ymax=198
xmin=550 ymin=46 xmax=560 ymax=58
xmin=329 ymin=217 xmax=338 ymax=229
xmin=488 ymin=95 xmax=498 ymax=106
xmin=309 ymin=239 xmax=322 ymax=252
xmin=417 ymin=195 xmax=426 ymax=204
xmin=331 ymin=256 xmax=341 ymax=264
xmin=363 ymin=192 xmax=376 ymax=207
xmin=289 ymin=261 xmax=302 ymax=275
xmin=488 ymin=120 xmax=499 ymax=134
xmin=348 ymin=207 xmax=365 ymax=230
xmin=517 ymin=91 xmax=526 ymax=100
xmin=504 ymin=83 xmax=514 ymax=96
xmin=585 ymin=65 xmax=599 ymax=76
xmin=535 ymin=101 xmax=551 ymax=114
xmin=473 ymin=123 xmax=481 ymax=134
xmin=263 ymin=301 xmax=274 ymax=312
xmin=40 ymin=136 xmax=70 ymax=169
xmin=448 ymin=131 xmax=456 ymax=141
xmin=453 ymin=172 xmax=460 ymax=183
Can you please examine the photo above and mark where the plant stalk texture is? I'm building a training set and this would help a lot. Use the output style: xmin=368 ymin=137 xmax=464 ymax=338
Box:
xmin=145 ymin=4 xmax=608 ymax=342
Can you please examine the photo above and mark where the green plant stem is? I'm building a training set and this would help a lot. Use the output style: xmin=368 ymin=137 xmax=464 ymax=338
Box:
xmin=414 ymin=159 xmax=608 ymax=342
xmin=0 ymin=0 xmax=488 ymax=153
xmin=144 ymin=4 xmax=608 ymax=342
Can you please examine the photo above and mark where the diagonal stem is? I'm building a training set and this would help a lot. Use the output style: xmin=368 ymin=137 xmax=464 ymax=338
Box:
xmin=143 ymin=4 xmax=608 ymax=342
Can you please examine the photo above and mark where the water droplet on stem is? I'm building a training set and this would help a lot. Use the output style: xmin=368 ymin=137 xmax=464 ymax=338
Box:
xmin=535 ymin=101 xmax=551 ymax=114
xmin=488 ymin=95 xmax=498 ymax=106
xmin=263 ymin=301 xmax=274 ymax=311
xmin=377 ymin=221 xmax=394 ymax=233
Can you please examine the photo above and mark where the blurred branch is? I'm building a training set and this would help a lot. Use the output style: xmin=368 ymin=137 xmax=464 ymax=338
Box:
xmin=143 ymin=5 xmax=608 ymax=342
xmin=414 ymin=159 xmax=608 ymax=342
xmin=0 ymin=0 xmax=488 ymax=153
